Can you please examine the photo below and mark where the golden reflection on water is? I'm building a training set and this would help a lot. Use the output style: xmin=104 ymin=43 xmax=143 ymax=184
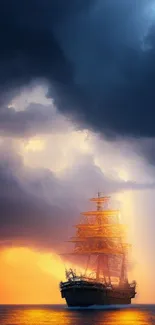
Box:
xmin=105 ymin=309 xmax=151 ymax=325
xmin=0 ymin=305 xmax=155 ymax=325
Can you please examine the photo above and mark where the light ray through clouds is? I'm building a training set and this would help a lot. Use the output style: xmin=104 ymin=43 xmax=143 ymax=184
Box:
xmin=0 ymin=84 xmax=154 ymax=303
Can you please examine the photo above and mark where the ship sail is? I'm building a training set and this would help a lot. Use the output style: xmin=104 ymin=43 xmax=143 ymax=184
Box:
xmin=60 ymin=192 xmax=137 ymax=307
xmin=66 ymin=193 xmax=130 ymax=284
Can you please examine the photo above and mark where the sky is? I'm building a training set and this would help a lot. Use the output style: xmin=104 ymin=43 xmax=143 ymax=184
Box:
xmin=1 ymin=0 xmax=155 ymax=304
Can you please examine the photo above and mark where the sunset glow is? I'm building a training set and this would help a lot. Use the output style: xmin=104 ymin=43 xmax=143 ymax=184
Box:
xmin=24 ymin=138 xmax=45 ymax=152
xmin=0 ymin=240 xmax=153 ymax=304
xmin=0 ymin=247 xmax=63 ymax=304
xmin=0 ymin=247 xmax=91 ymax=304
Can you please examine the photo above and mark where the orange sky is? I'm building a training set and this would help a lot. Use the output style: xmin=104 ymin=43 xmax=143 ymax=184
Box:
xmin=0 ymin=245 xmax=154 ymax=305
xmin=0 ymin=191 xmax=154 ymax=305
xmin=0 ymin=247 xmax=63 ymax=304
xmin=0 ymin=180 xmax=154 ymax=304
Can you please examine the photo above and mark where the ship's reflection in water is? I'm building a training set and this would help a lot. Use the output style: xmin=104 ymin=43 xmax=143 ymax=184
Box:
xmin=0 ymin=305 xmax=155 ymax=325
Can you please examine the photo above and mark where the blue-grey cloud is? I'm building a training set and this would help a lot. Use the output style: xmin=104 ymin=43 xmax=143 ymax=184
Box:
xmin=0 ymin=142 xmax=154 ymax=251
xmin=0 ymin=103 xmax=67 ymax=136
xmin=0 ymin=0 xmax=155 ymax=139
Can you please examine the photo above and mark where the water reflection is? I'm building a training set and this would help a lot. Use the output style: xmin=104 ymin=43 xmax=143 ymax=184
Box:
xmin=0 ymin=305 xmax=155 ymax=325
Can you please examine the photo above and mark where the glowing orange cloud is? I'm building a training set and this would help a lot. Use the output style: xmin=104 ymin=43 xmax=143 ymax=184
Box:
xmin=0 ymin=247 xmax=64 ymax=304
xmin=0 ymin=246 xmax=88 ymax=304
xmin=0 ymin=244 xmax=154 ymax=304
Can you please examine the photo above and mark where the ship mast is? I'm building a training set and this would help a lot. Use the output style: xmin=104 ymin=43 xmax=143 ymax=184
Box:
xmin=67 ymin=193 xmax=130 ymax=284
xmin=95 ymin=192 xmax=107 ymax=281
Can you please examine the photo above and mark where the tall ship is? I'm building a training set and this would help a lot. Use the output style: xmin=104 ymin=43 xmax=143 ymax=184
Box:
xmin=60 ymin=193 xmax=136 ymax=307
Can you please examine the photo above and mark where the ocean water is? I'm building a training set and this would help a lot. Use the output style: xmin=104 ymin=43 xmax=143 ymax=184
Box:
xmin=0 ymin=304 xmax=155 ymax=325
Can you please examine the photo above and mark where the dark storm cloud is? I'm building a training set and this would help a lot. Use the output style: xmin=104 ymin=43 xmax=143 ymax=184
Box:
xmin=0 ymin=143 xmax=153 ymax=251
xmin=1 ymin=0 xmax=155 ymax=137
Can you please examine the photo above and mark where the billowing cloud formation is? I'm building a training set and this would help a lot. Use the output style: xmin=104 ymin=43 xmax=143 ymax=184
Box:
xmin=0 ymin=136 xmax=153 ymax=251
xmin=0 ymin=83 xmax=155 ymax=304
xmin=0 ymin=0 xmax=155 ymax=138
xmin=0 ymin=102 xmax=69 ymax=137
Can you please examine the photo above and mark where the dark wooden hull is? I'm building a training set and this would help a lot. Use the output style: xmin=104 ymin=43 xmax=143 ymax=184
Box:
xmin=60 ymin=281 xmax=136 ymax=307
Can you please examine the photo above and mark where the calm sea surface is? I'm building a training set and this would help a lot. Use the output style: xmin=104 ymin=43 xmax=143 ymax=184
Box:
xmin=0 ymin=304 xmax=155 ymax=325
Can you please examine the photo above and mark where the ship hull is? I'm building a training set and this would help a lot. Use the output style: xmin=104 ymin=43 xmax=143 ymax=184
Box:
xmin=60 ymin=281 xmax=136 ymax=307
